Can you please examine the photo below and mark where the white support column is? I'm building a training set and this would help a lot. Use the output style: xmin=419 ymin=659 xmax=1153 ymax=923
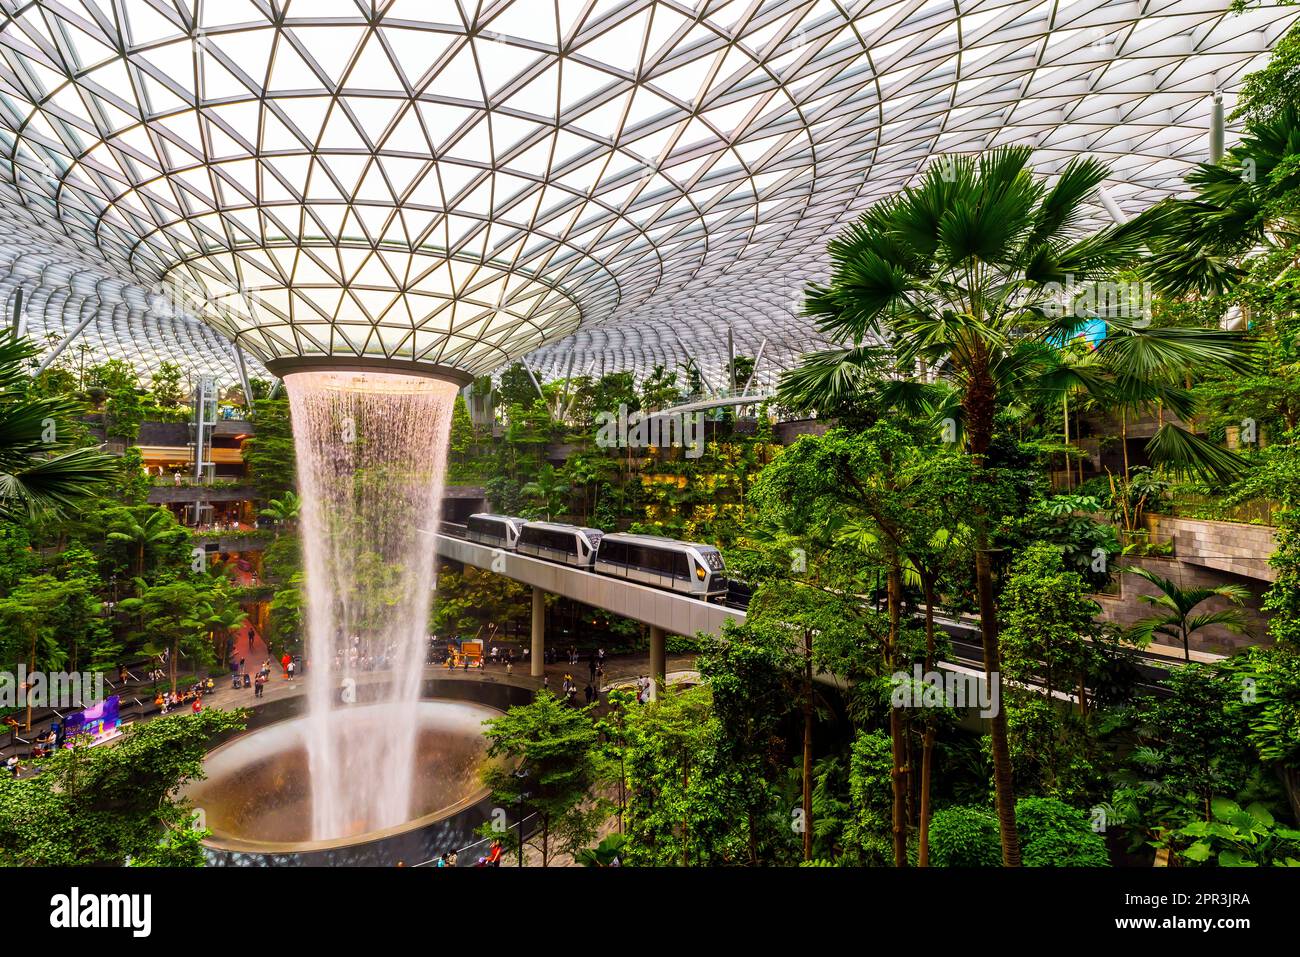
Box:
xmin=1210 ymin=91 xmax=1225 ymax=164
xmin=531 ymin=586 xmax=546 ymax=678
xmin=1096 ymin=185 xmax=1128 ymax=225
xmin=649 ymin=625 xmax=666 ymax=701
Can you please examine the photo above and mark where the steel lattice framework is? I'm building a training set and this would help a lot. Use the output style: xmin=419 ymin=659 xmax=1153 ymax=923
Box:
xmin=0 ymin=0 xmax=1296 ymax=386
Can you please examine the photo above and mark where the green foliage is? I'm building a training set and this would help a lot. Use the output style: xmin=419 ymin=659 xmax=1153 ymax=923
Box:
xmin=242 ymin=397 xmax=296 ymax=500
xmin=928 ymin=806 xmax=1003 ymax=867
xmin=1177 ymin=798 xmax=1300 ymax=867
xmin=497 ymin=362 xmax=539 ymax=410
xmin=1124 ymin=565 xmax=1251 ymax=659
xmin=0 ymin=708 xmax=245 ymax=865
xmin=929 ymin=798 xmax=1108 ymax=866
xmin=1016 ymin=796 xmax=1110 ymax=866
xmin=639 ymin=364 xmax=680 ymax=411
xmin=113 ymin=447 xmax=153 ymax=507
xmin=844 ymin=730 xmax=894 ymax=865
xmin=431 ymin=563 xmax=529 ymax=638
xmin=1235 ymin=14 xmax=1300 ymax=123
xmin=479 ymin=691 xmax=602 ymax=867
xmin=149 ymin=361 xmax=187 ymax=411
xmin=0 ymin=336 xmax=117 ymax=521
xmin=621 ymin=684 xmax=785 ymax=865
xmin=999 ymin=541 xmax=1103 ymax=695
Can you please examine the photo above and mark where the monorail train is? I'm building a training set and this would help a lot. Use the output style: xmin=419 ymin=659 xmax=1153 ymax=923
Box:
xmin=516 ymin=521 xmax=605 ymax=569
xmin=594 ymin=533 xmax=728 ymax=599
xmin=461 ymin=516 xmax=730 ymax=600
xmin=466 ymin=513 xmax=527 ymax=550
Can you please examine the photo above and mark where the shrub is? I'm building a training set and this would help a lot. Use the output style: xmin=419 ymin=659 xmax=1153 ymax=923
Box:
xmin=1017 ymin=796 xmax=1110 ymax=867
xmin=928 ymin=805 xmax=1001 ymax=867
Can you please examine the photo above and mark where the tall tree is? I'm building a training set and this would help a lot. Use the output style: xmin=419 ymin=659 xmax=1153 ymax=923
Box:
xmin=479 ymin=691 xmax=602 ymax=866
xmin=780 ymin=148 xmax=1256 ymax=864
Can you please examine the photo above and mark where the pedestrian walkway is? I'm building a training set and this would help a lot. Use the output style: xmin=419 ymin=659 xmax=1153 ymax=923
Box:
xmin=1 ymin=649 xmax=698 ymax=774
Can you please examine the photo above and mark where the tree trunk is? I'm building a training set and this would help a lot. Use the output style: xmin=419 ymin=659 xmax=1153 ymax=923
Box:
xmin=169 ymin=637 xmax=178 ymax=696
xmin=802 ymin=626 xmax=814 ymax=862
xmin=967 ymin=367 xmax=1021 ymax=866
xmin=976 ymin=545 xmax=1021 ymax=866
xmin=1063 ymin=394 xmax=1071 ymax=490
xmin=1280 ymin=765 xmax=1300 ymax=826
xmin=919 ymin=579 xmax=939 ymax=867
xmin=1121 ymin=408 xmax=1130 ymax=480
xmin=25 ymin=628 xmax=36 ymax=731
xmin=887 ymin=560 xmax=909 ymax=866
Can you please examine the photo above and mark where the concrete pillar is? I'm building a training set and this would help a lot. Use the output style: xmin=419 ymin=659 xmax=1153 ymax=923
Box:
xmin=531 ymin=587 xmax=546 ymax=678
xmin=649 ymin=625 xmax=666 ymax=701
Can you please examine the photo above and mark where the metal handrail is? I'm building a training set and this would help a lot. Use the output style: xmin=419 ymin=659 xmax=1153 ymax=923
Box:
xmin=412 ymin=811 xmax=540 ymax=866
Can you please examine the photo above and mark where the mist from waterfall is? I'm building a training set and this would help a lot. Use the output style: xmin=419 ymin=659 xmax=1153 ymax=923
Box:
xmin=285 ymin=370 xmax=457 ymax=840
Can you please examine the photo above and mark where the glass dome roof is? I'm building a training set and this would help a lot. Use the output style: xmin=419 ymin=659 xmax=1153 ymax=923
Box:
xmin=0 ymin=0 xmax=1295 ymax=384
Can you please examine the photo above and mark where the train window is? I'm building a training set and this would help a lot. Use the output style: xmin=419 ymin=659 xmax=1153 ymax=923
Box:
xmin=674 ymin=552 xmax=689 ymax=578
xmin=600 ymin=540 xmax=624 ymax=563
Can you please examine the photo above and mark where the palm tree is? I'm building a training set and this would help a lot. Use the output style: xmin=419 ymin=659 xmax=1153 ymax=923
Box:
xmin=0 ymin=335 xmax=116 ymax=520
xmin=521 ymin=464 xmax=571 ymax=521
xmin=1143 ymin=105 xmax=1300 ymax=296
xmin=1124 ymin=566 xmax=1250 ymax=661
xmin=780 ymin=147 xmax=1256 ymax=864
xmin=259 ymin=490 xmax=301 ymax=530
xmin=107 ymin=507 xmax=188 ymax=581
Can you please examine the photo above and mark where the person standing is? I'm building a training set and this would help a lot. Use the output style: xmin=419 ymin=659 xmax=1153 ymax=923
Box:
xmin=286 ymin=659 xmax=295 ymax=682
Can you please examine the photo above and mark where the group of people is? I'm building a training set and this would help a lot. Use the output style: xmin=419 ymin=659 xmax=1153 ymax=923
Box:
xmin=430 ymin=840 xmax=503 ymax=867
xmin=196 ymin=518 xmax=243 ymax=533
xmin=229 ymin=656 xmax=274 ymax=695
xmin=557 ymin=673 xmax=599 ymax=706
xmin=155 ymin=681 xmax=210 ymax=714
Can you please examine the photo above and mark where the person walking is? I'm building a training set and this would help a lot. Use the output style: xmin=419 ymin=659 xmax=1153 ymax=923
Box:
xmin=286 ymin=659 xmax=296 ymax=682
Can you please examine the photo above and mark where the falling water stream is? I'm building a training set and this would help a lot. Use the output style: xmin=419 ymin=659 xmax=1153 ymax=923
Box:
xmin=285 ymin=370 xmax=457 ymax=840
